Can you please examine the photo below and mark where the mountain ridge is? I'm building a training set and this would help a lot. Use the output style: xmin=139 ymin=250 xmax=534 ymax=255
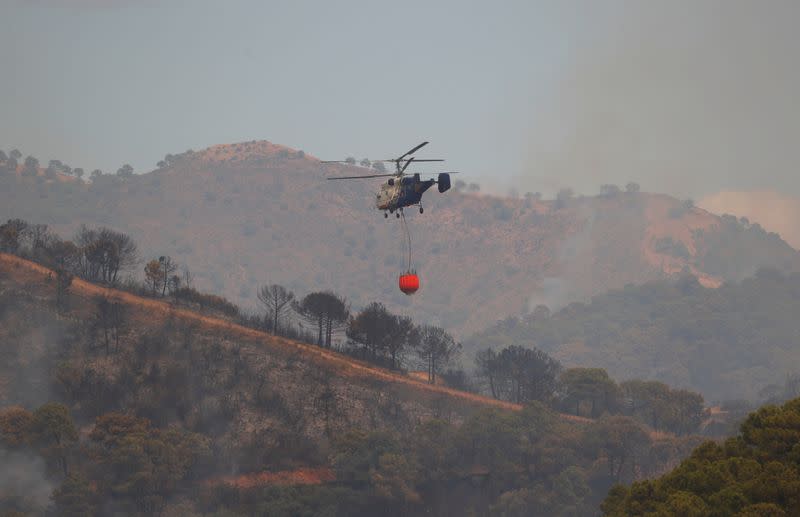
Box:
xmin=1 ymin=139 xmax=798 ymax=336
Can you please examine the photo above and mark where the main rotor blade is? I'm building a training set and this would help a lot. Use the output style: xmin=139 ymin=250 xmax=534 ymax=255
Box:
xmin=400 ymin=157 xmax=415 ymax=174
xmin=396 ymin=141 xmax=428 ymax=162
xmin=326 ymin=173 xmax=398 ymax=180
xmin=373 ymin=159 xmax=445 ymax=163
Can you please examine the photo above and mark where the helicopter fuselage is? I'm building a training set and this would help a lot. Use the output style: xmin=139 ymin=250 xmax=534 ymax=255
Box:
xmin=323 ymin=142 xmax=452 ymax=215
xmin=376 ymin=174 xmax=436 ymax=211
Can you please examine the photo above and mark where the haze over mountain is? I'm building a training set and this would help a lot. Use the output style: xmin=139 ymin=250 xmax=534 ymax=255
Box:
xmin=1 ymin=140 xmax=799 ymax=336
xmin=699 ymin=190 xmax=800 ymax=249
xmin=4 ymin=2 xmax=799 ymax=202
xmin=4 ymin=2 xmax=799 ymax=516
xmin=468 ymin=268 xmax=800 ymax=402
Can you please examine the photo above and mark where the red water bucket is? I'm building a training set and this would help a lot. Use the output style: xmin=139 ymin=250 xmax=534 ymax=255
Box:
xmin=399 ymin=272 xmax=420 ymax=295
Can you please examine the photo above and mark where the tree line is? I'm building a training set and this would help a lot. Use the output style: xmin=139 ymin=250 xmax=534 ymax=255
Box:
xmin=253 ymin=289 xmax=461 ymax=383
xmin=0 ymin=147 xmax=145 ymax=181
xmin=474 ymin=346 xmax=706 ymax=435
xmin=140 ymin=256 xmax=461 ymax=383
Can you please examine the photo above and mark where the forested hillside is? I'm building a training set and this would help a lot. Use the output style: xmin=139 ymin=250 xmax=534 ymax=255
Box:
xmin=1 ymin=142 xmax=798 ymax=336
xmin=603 ymin=397 xmax=800 ymax=516
xmin=468 ymin=270 xmax=800 ymax=401
xmin=0 ymin=230 xmax=701 ymax=516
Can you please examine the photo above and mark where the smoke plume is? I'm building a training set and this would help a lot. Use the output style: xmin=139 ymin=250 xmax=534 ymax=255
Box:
xmin=520 ymin=1 xmax=800 ymax=200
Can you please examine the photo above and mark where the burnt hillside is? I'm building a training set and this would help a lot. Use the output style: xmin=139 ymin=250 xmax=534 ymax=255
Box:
xmin=0 ymin=253 xmax=703 ymax=516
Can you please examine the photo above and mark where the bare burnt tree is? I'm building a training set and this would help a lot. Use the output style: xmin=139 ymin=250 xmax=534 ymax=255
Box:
xmin=257 ymin=284 xmax=295 ymax=335
xmin=46 ymin=160 xmax=61 ymax=178
xmin=22 ymin=155 xmax=39 ymax=176
xmin=415 ymin=325 xmax=461 ymax=384
xmin=169 ymin=275 xmax=181 ymax=301
xmin=476 ymin=349 xmax=501 ymax=399
xmin=296 ymin=292 xmax=328 ymax=346
xmin=181 ymin=266 xmax=194 ymax=289
xmin=312 ymin=371 xmax=342 ymax=438
xmin=316 ymin=386 xmax=339 ymax=437
xmin=3 ymin=156 xmax=17 ymax=175
xmin=295 ymin=291 xmax=349 ymax=347
xmin=324 ymin=294 xmax=349 ymax=348
xmin=0 ymin=219 xmax=29 ymax=253
xmin=347 ymin=302 xmax=391 ymax=362
xmin=28 ymin=224 xmax=50 ymax=251
xmin=116 ymin=164 xmax=134 ymax=178
xmin=93 ymin=296 xmax=114 ymax=356
xmin=93 ymin=296 xmax=126 ymax=356
xmin=475 ymin=346 xmax=561 ymax=404
xmin=46 ymin=238 xmax=80 ymax=274
xmin=501 ymin=345 xmax=561 ymax=404
xmin=110 ymin=301 xmax=126 ymax=353
xmin=158 ymin=256 xmax=178 ymax=296
xmin=55 ymin=268 xmax=74 ymax=313
xmin=384 ymin=314 xmax=416 ymax=370
xmin=144 ymin=259 xmax=162 ymax=296
xmin=75 ymin=226 xmax=138 ymax=285
xmin=347 ymin=302 xmax=413 ymax=369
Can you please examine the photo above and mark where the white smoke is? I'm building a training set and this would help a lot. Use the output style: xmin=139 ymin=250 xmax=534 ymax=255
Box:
xmin=0 ymin=448 xmax=56 ymax=513
xmin=520 ymin=1 xmax=800 ymax=200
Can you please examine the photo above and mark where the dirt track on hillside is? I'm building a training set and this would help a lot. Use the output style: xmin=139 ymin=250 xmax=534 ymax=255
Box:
xmin=206 ymin=467 xmax=336 ymax=489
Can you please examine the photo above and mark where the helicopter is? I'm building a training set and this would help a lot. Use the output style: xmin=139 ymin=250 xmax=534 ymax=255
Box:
xmin=323 ymin=142 xmax=457 ymax=218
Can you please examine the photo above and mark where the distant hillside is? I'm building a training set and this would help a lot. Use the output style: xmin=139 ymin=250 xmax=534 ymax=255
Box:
xmin=700 ymin=190 xmax=800 ymax=249
xmin=1 ymin=140 xmax=798 ymax=335
xmin=467 ymin=269 xmax=800 ymax=401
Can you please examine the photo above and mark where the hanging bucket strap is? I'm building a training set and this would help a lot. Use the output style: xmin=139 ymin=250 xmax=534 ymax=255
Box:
xmin=400 ymin=211 xmax=412 ymax=273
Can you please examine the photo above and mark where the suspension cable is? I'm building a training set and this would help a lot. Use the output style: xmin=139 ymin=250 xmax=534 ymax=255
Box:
xmin=400 ymin=210 xmax=412 ymax=272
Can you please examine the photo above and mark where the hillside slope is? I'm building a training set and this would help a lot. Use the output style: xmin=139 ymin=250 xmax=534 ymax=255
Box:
xmin=468 ymin=269 xmax=800 ymax=401
xmin=0 ymin=253 xmax=700 ymax=516
xmin=700 ymin=189 xmax=800 ymax=249
xmin=602 ymin=397 xmax=800 ymax=516
xmin=0 ymin=252 xmax=518 ymax=416
xmin=1 ymin=141 xmax=798 ymax=336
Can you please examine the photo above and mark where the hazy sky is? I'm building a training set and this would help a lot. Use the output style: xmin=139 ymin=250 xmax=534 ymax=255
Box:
xmin=1 ymin=1 xmax=798 ymax=199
